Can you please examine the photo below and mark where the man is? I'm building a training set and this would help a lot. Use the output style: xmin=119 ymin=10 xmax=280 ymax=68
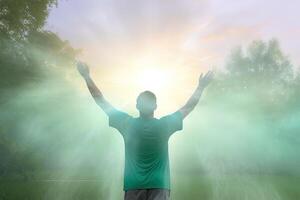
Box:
xmin=76 ymin=61 xmax=214 ymax=200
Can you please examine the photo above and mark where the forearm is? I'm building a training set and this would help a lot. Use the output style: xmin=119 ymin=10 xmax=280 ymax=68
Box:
xmin=178 ymin=84 xmax=205 ymax=118
xmin=77 ymin=61 xmax=115 ymax=114
xmin=178 ymin=70 xmax=213 ymax=118
xmin=183 ymin=85 xmax=205 ymax=111
xmin=83 ymin=76 xmax=113 ymax=113
xmin=84 ymin=76 xmax=103 ymax=99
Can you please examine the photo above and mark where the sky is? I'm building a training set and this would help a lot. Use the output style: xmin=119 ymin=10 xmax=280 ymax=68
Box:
xmin=45 ymin=0 xmax=300 ymax=114
xmin=46 ymin=0 xmax=300 ymax=65
xmin=39 ymin=3 xmax=300 ymax=198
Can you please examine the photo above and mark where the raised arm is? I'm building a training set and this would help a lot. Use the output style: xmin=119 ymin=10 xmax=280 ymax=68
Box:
xmin=76 ymin=61 xmax=115 ymax=115
xmin=178 ymin=70 xmax=214 ymax=119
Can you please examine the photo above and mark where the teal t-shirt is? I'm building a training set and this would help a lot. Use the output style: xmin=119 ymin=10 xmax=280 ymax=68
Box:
xmin=108 ymin=109 xmax=183 ymax=191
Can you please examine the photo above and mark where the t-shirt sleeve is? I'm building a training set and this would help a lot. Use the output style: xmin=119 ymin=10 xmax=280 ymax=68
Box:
xmin=159 ymin=110 xmax=183 ymax=136
xmin=108 ymin=108 xmax=132 ymax=134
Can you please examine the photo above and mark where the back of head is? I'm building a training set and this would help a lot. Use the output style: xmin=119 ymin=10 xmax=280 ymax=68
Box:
xmin=136 ymin=90 xmax=157 ymax=114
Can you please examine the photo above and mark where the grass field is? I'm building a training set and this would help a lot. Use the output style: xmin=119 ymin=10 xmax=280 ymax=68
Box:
xmin=1 ymin=174 xmax=299 ymax=200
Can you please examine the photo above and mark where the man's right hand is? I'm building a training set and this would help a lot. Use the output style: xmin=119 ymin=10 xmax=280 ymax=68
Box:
xmin=76 ymin=61 xmax=90 ymax=79
xmin=76 ymin=60 xmax=116 ymax=116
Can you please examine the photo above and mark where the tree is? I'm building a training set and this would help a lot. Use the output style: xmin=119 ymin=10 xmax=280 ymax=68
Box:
xmin=0 ymin=0 xmax=78 ymax=179
xmin=0 ymin=0 xmax=78 ymax=89
xmin=226 ymin=39 xmax=293 ymax=79
xmin=222 ymin=39 xmax=294 ymax=93
xmin=0 ymin=0 xmax=57 ymax=40
xmin=207 ymin=39 xmax=297 ymax=116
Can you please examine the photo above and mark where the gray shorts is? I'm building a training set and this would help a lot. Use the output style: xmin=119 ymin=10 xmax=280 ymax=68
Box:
xmin=124 ymin=189 xmax=170 ymax=200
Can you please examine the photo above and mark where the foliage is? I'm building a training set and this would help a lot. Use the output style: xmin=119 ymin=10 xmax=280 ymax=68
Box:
xmin=226 ymin=39 xmax=293 ymax=82
xmin=0 ymin=0 xmax=57 ymax=39
xmin=210 ymin=39 xmax=297 ymax=112
xmin=0 ymin=0 xmax=78 ymax=179
xmin=0 ymin=3 xmax=299 ymax=199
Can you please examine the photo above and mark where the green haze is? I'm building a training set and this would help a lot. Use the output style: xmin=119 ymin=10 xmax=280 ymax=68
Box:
xmin=0 ymin=1 xmax=299 ymax=199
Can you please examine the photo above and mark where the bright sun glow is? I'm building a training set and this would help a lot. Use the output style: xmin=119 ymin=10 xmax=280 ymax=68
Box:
xmin=137 ymin=67 xmax=171 ymax=93
xmin=93 ymin=55 xmax=197 ymax=114
xmin=132 ymin=56 xmax=176 ymax=97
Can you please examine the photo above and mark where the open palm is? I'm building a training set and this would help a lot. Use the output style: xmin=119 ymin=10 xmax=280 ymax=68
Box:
xmin=198 ymin=70 xmax=214 ymax=88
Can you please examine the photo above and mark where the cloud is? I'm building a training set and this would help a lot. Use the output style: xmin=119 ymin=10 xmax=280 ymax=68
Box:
xmin=46 ymin=0 xmax=300 ymax=67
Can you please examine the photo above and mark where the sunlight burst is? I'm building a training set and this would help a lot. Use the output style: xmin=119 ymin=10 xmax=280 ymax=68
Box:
xmin=137 ymin=67 xmax=171 ymax=93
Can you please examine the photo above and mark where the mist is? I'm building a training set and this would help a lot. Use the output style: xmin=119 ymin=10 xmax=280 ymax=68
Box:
xmin=1 ymin=57 xmax=299 ymax=199
xmin=1 ymin=0 xmax=300 ymax=199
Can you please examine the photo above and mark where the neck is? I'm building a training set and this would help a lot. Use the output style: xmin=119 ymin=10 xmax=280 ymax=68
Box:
xmin=139 ymin=112 xmax=154 ymax=119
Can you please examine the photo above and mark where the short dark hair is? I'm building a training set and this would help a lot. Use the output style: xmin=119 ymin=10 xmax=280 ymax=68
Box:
xmin=137 ymin=90 xmax=156 ymax=103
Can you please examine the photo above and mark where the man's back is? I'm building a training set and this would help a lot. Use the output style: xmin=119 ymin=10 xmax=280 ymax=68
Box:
xmin=76 ymin=61 xmax=213 ymax=199
xmin=108 ymin=110 xmax=183 ymax=191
